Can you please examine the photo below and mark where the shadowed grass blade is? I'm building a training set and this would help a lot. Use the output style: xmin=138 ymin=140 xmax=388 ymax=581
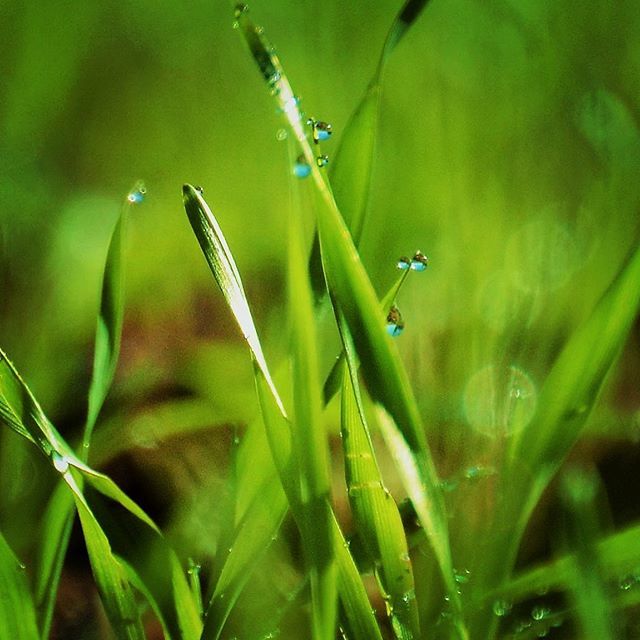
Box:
xmin=288 ymin=197 xmax=337 ymax=640
xmin=182 ymin=184 xmax=286 ymax=417
xmin=59 ymin=468 xmax=145 ymax=640
xmin=0 ymin=347 xmax=201 ymax=639
xmin=0 ymin=532 xmax=39 ymax=640
xmin=560 ymin=469 xmax=615 ymax=640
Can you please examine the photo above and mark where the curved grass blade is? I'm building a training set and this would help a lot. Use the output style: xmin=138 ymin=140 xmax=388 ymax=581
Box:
xmin=341 ymin=350 xmax=420 ymax=639
xmin=472 ymin=241 xmax=640 ymax=638
xmin=288 ymin=197 xmax=337 ymax=640
xmin=234 ymin=7 xmax=464 ymax=634
xmin=508 ymin=242 xmax=640 ymax=480
xmin=35 ymin=184 xmax=137 ymax=637
xmin=309 ymin=0 xmax=433 ymax=297
xmin=0 ymin=348 xmax=201 ymax=639
xmin=182 ymin=184 xmax=286 ymax=417
xmin=0 ymin=532 xmax=39 ymax=640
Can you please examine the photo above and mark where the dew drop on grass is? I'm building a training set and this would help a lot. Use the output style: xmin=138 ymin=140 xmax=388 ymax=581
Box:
xmin=531 ymin=606 xmax=550 ymax=621
xmin=397 ymin=256 xmax=411 ymax=270
xmin=464 ymin=364 xmax=537 ymax=437
xmin=127 ymin=182 xmax=146 ymax=204
xmin=275 ymin=128 xmax=287 ymax=141
xmin=316 ymin=154 xmax=329 ymax=168
xmin=492 ymin=599 xmax=512 ymax=617
xmin=386 ymin=305 xmax=405 ymax=337
xmin=234 ymin=3 xmax=248 ymax=18
xmin=454 ymin=568 xmax=471 ymax=584
xmin=307 ymin=118 xmax=332 ymax=144
xmin=293 ymin=154 xmax=311 ymax=178
xmin=51 ymin=451 xmax=69 ymax=474
xmin=410 ymin=250 xmax=429 ymax=271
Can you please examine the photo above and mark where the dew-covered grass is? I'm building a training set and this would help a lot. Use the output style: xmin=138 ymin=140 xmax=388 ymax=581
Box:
xmin=1 ymin=1 xmax=640 ymax=639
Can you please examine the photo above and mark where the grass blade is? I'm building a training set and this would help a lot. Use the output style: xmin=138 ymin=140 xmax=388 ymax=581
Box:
xmin=234 ymin=6 xmax=464 ymax=634
xmin=288 ymin=194 xmax=337 ymax=640
xmin=341 ymin=353 xmax=420 ymax=639
xmin=59 ymin=467 xmax=146 ymax=640
xmin=0 ymin=532 xmax=39 ymax=640
xmin=309 ymin=0 xmax=433 ymax=296
xmin=182 ymin=184 xmax=286 ymax=417
xmin=560 ymin=469 xmax=615 ymax=640
xmin=35 ymin=183 xmax=138 ymax=637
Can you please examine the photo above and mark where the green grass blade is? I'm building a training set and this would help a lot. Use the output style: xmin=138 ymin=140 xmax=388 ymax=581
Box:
xmin=288 ymin=195 xmax=337 ymax=640
xmin=58 ymin=468 xmax=146 ymax=640
xmin=560 ymin=469 xmax=615 ymax=640
xmin=0 ymin=532 xmax=39 ymax=640
xmin=200 ymin=475 xmax=287 ymax=640
xmin=85 ymin=183 xmax=139 ymax=447
xmin=254 ymin=368 xmax=383 ymax=640
xmin=508 ymin=242 xmax=640 ymax=486
xmin=182 ymin=184 xmax=286 ymax=417
xmin=308 ymin=0 xmax=432 ymax=297
xmin=341 ymin=357 xmax=420 ymax=639
xmin=234 ymin=6 xmax=463 ymax=633
xmin=35 ymin=184 xmax=137 ymax=637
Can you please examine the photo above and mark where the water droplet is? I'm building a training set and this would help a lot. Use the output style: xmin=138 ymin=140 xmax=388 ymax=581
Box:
xmin=127 ymin=182 xmax=146 ymax=204
xmin=386 ymin=305 xmax=405 ymax=337
xmin=308 ymin=118 xmax=332 ymax=144
xmin=454 ymin=568 xmax=471 ymax=584
xmin=275 ymin=128 xmax=287 ymax=141
xmin=464 ymin=465 xmax=496 ymax=481
xmin=51 ymin=451 xmax=69 ymax=474
xmin=531 ymin=606 xmax=550 ymax=621
xmin=293 ymin=154 xmax=311 ymax=178
xmin=316 ymin=154 xmax=329 ymax=168
xmin=492 ymin=599 xmax=512 ymax=617
xmin=399 ymin=552 xmax=410 ymax=563
xmin=464 ymin=364 xmax=537 ymax=437
xmin=410 ymin=250 xmax=429 ymax=271
xmin=619 ymin=574 xmax=638 ymax=591
xmin=194 ymin=185 xmax=204 ymax=195
xmin=281 ymin=95 xmax=301 ymax=115
xmin=397 ymin=256 xmax=411 ymax=270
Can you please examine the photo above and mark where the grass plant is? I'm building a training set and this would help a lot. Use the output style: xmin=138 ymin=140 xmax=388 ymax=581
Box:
xmin=0 ymin=2 xmax=639 ymax=639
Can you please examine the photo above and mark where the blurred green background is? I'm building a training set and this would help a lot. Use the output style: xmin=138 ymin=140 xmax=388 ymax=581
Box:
xmin=0 ymin=0 xmax=639 ymax=635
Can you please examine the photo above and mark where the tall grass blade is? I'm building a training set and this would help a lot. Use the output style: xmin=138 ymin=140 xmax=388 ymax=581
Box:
xmin=340 ymin=326 xmax=419 ymax=639
xmin=0 ymin=532 xmax=39 ymax=640
xmin=234 ymin=6 xmax=464 ymax=633
xmin=254 ymin=368 xmax=384 ymax=640
xmin=182 ymin=184 xmax=286 ymax=417
xmin=35 ymin=185 xmax=135 ymax=636
xmin=288 ymin=194 xmax=337 ymax=640
xmin=309 ymin=0 xmax=433 ymax=297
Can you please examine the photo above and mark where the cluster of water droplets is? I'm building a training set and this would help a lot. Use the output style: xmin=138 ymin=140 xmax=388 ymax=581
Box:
xmin=385 ymin=250 xmax=430 ymax=337
xmin=127 ymin=181 xmax=146 ymax=204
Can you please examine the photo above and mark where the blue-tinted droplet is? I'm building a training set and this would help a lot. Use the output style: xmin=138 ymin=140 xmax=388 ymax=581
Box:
xmin=294 ymin=154 xmax=311 ymax=178
xmin=397 ymin=256 xmax=411 ymax=270
xmin=127 ymin=182 xmax=146 ymax=204
xmin=410 ymin=250 xmax=429 ymax=271
xmin=316 ymin=154 xmax=329 ymax=168
xmin=386 ymin=305 xmax=404 ymax=337
xmin=308 ymin=118 xmax=332 ymax=144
